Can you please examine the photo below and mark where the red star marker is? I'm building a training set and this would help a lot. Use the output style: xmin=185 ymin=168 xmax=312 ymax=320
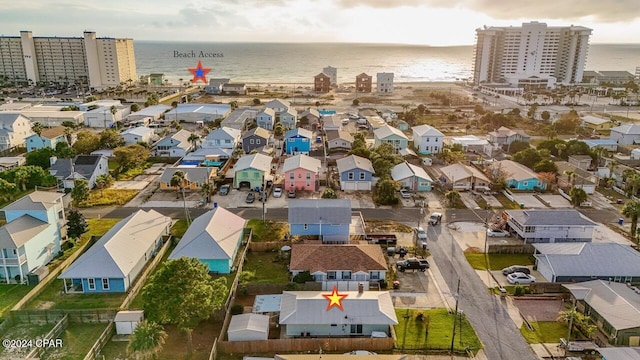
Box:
xmin=189 ymin=60 xmax=211 ymax=83
xmin=323 ymin=285 xmax=348 ymax=311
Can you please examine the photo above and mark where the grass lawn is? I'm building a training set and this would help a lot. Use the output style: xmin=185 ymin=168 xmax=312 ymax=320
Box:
xmin=465 ymin=253 xmax=535 ymax=271
xmin=242 ymin=251 xmax=290 ymax=284
xmin=520 ymin=321 xmax=570 ymax=343
xmin=78 ymin=189 xmax=139 ymax=207
xmin=246 ymin=219 xmax=289 ymax=242
xmin=0 ymin=284 xmax=34 ymax=318
xmin=494 ymin=193 xmax=522 ymax=209
xmin=394 ymin=308 xmax=482 ymax=353
xmin=170 ymin=219 xmax=189 ymax=238
xmin=26 ymin=279 xmax=126 ymax=310
xmin=44 ymin=323 xmax=108 ymax=360
xmin=0 ymin=322 xmax=52 ymax=358
xmin=99 ymin=338 xmax=129 ymax=360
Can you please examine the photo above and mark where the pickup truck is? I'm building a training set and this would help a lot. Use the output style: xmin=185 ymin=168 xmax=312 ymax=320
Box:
xmin=396 ymin=258 xmax=429 ymax=272
xmin=366 ymin=234 xmax=398 ymax=245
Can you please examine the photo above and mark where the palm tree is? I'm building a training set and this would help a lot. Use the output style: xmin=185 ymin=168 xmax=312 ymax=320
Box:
xmin=564 ymin=170 xmax=576 ymax=188
xmin=169 ymin=171 xmax=185 ymax=200
xmin=627 ymin=173 xmax=640 ymax=198
xmin=31 ymin=122 xmax=44 ymax=138
xmin=622 ymin=200 xmax=640 ymax=238
xmin=555 ymin=143 xmax=566 ymax=159
xmin=200 ymin=182 xmax=214 ymax=203
xmin=606 ymin=160 xmax=618 ymax=180
xmin=592 ymin=146 xmax=608 ymax=168
xmin=445 ymin=190 xmax=461 ymax=208
xmin=569 ymin=187 xmax=587 ymax=207
xmin=187 ymin=133 xmax=200 ymax=150
xmin=95 ymin=174 xmax=113 ymax=197
xmin=127 ymin=320 xmax=167 ymax=360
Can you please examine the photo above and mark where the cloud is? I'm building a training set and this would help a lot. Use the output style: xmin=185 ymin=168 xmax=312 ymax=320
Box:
xmin=333 ymin=0 xmax=640 ymax=22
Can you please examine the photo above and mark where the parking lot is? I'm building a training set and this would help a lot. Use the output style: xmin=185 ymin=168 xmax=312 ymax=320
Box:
xmin=388 ymin=254 xmax=449 ymax=309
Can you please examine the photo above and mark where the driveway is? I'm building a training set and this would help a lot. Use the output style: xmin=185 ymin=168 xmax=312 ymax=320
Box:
xmin=482 ymin=194 xmax=502 ymax=208
xmin=590 ymin=191 xmax=617 ymax=210
xmin=459 ymin=192 xmax=480 ymax=209
xmin=537 ymin=194 xmax=571 ymax=208
xmin=510 ymin=193 xmax=545 ymax=208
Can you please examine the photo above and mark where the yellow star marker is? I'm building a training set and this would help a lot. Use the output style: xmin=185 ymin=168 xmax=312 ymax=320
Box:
xmin=323 ymin=285 xmax=348 ymax=311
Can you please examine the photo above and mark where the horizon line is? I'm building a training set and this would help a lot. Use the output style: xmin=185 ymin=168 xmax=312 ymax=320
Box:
xmin=132 ymin=40 xmax=640 ymax=47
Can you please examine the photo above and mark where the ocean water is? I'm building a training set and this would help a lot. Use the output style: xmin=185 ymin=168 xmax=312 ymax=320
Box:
xmin=133 ymin=42 xmax=640 ymax=84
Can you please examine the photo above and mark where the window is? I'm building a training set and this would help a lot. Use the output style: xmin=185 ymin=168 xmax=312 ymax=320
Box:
xmin=350 ymin=324 xmax=363 ymax=334
xmin=88 ymin=278 xmax=96 ymax=290
xmin=348 ymin=172 xmax=354 ymax=180
xmin=250 ymin=139 xmax=254 ymax=144
xmin=302 ymin=138 xmax=309 ymax=142
xmin=256 ymin=139 xmax=260 ymax=144
xmin=303 ymin=224 xmax=308 ymax=230
xmin=342 ymin=271 xmax=351 ymax=280
xmin=306 ymin=172 xmax=311 ymax=179
xmin=359 ymin=173 xmax=365 ymax=180
xmin=290 ymin=181 xmax=294 ymax=187
xmin=327 ymin=271 xmax=336 ymax=280
xmin=523 ymin=181 xmax=528 ymax=186
xmin=290 ymin=172 xmax=294 ymax=179
xmin=102 ymin=278 xmax=109 ymax=290
xmin=298 ymin=173 xmax=302 ymax=178
xmin=370 ymin=271 xmax=380 ymax=280
xmin=288 ymin=138 xmax=294 ymax=142
xmin=306 ymin=181 xmax=310 ymax=187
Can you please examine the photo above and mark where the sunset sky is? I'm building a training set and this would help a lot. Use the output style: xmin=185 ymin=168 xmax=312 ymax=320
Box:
xmin=2 ymin=0 xmax=639 ymax=45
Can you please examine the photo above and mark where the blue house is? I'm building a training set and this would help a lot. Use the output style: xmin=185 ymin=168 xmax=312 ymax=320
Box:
xmin=257 ymin=108 xmax=275 ymax=130
xmin=336 ymin=155 xmax=374 ymax=191
xmin=284 ymin=128 xmax=313 ymax=155
xmin=493 ymin=160 xmax=546 ymax=191
xmin=288 ymin=199 xmax=351 ymax=243
xmin=58 ymin=210 xmax=171 ymax=293
xmin=168 ymin=207 xmax=246 ymax=274
xmin=26 ymin=126 xmax=68 ymax=152
xmin=0 ymin=192 xmax=65 ymax=284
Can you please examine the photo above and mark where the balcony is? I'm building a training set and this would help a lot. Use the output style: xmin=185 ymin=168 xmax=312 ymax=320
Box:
xmin=1 ymin=254 xmax=26 ymax=266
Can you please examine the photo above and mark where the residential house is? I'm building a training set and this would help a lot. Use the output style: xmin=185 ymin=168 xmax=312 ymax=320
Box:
xmin=314 ymin=73 xmax=330 ymax=93
xmin=597 ymin=348 xmax=640 ymax=359
xmin=280 ymin=108 xmax=298 ymax=130
xmin=283 ymin=154 xmax=321 ymax=192
xmin=556 ymin=161 xmax=598 ymax=194
xmin=233 ymin=153 xmax=273 ymax=189
xmin=49 ymin=155 xmax=109 ymax=189
xmin=391 ymin=161 xmax=433 ymax=192
xmin=154 ymin=129 xmax=193 ymax=157
xmin=535 ymin=243 xmax=640 ymax=283
xmin=374 ymin=125 xmax=408 ymax=152
xmin=356 ymin=73 xmax=372 ymax=93
xmin=121 ymin=126 xmax=155 ymax=146
xmin=84 ymin=104 xmax=130 ymax=128
xmin=221 ymin=108 xmax=258 ymax=130
xmin=439 ymin=163 xmax=491 ymax=191
xmin=58 ymin=210 xmax=171 ymax=293
xmin=581 ymin=115 xmax=612 ymax=132
xmin=242 ymin=127 xmax=271 ymax=153
xmin=365 ymin=115 xmax=387 ymax=130
xmin=25 ymin=126 xmax=68 ymax=152
xmin=396 ymin=120 xmax=409 ymax=131
xmin=18 ymin=108 xmax=84 ymax=127
xmin=299 ymin=108 xmax=321 ymax=129
xmin=326 ymin=130 xmax=354 ymax=151
xmin=170 ymin=104 xmax=231 ymax=123
xmin=256 ymin=108 xmax=275 ymax=130
xmin=279 ymin=290 xmax=398 ymax=337
xmin=181 ymin=148 xmax=233 ymax=166
xmin=336 ymin=155 xmax=374 ymax=191
xmin=492 ymin=160 xmax=546 ymax=191
xmin=0 ymin=156 xmax=25 ymax=171
xmin=583 ymin=139 xmax=618 ymax=152
xmin=504 ymin=209 xmax=597 ymax=243
xmin=204 ymin=78 xmax=230 ymax=94
xmin=450 ymin=135 xmax=492 ymax=155
xmin=284 ymin=128 xmax=313 ymax=155
xmin=610 ymin=123 xmax=640 ymax=145
xmin=412 ymin=125 xmax=444 ymax=154
xmin=487 ymin=127 xmax=530 ymax=149
xmin=376 ymin=72 xmax=394 ymax=94
xmin=126 ymin=104 xmax=171 ymax=124
xmin=159 ymin=167 xmax=216 ymax=191
xmin=288 ymin=199 xmax=351 ymax=243
xmin=222 ymin=83 xmax=247 ymax=95
xmin=168 ymin=207 xmax=246 ymax=274
xmin=568 ymin=155 xmax=593 ymax=170
xmin=264 ymin=99 xmax=291 ymax=116
xmin=0 ymin=113 xmax=34 ymax=150
xmin=202 ymin=126 xmax=241 ymax=149
xmin=289 ymin=244 xmax=387 ymax=291
xmin=322 ymin=66 xmax=337 ymax=86
xmin=322 ymin=115 xmax=343 ymax=132
xmin=0 ymin=192 xmax=65 ymax=283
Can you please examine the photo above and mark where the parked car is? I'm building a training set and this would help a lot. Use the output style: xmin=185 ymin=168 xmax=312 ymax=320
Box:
xmin=273 ymin=187 xmax=283 ymax=198
xmin=258 ymin=192 xmax=267 ymax=202
xmin=428 ymin=212 xmax=442 ymax=225
xmin=219 ymin=184 xmax=230 ymax=196
xmin=245 ymin=192 xmax=256 ymax=203
xmin=341 ymin=118 xmax=350 ymax=125
xmin=399 ymin=189 xmax=411 ymax=198
xmin=506 ymin=272 xmax=536 ymax=284
xmin=414 ymin=227 xmax=427 ymax=241
xmin=501 ymin=265 xmax=531 ymax=276
xmin=357 ymin=118 xmax=367 ymax=125
xmin=396 ymin=258 xmax=429 ymax=272
xmin=487 ymin=229 xmax=510 ymax=237
xmin=287 ymin=190 xmax=296 ymax=198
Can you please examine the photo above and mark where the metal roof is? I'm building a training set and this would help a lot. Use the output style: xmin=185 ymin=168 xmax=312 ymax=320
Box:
xmin=121 ymin=126 xmax=154 ymax=137
xmin=336 ymin=155 xmax=374 ymax=174
xmin=374 ymin=125 xmax=407 ymax=140
xmin=391 ymin=161 xmax=432 ymax=182
xmin=159 ymin=167 xmax=216 ymax=183
xmin=288 ymin=199 xmax=351 ymax=225
xmin=597 ymin=347 xmax=640 ymax=360
xmin=612 ymin=123 xmax=640 ymax=135
xmin=228 ymin=313 xmax=269 ymax=334
xmin=242 ymin=127 xmax=271 ymax=140
xmin=234 ymin=153 xmax=273 ymax=172
xmin=493 ymin=160 xmax=539 ymax=181
xmin=3 ymin=191 xmax=64 ymax=212
xmin=282 ymin=154 xmax=321 ymax=173
xmin=284 ymin=127 xmax=313 ymax=139
xmin=412 ymin=124 xmax=444 ymax=137
xmin=0 ymin=214 xmax=49 ymax=248
xmin=505 ymin=209 xmax=597 ymax=226
xmin=253 ymin=294 xmax=282 ymax=313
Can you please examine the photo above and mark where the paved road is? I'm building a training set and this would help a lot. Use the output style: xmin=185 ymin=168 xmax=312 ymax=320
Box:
xmin=426 ymin=223 xmax=538 ymax=360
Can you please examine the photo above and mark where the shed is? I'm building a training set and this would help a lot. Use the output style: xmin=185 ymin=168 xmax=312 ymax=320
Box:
xmin=227 ymin=313 xmax=269 ymax=341
xmin=114 ymin=310 xmax=144 ymax=335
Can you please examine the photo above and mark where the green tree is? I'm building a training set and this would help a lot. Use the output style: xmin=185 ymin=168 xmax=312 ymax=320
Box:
xmin=540 ymin=110 xmax=551 ymax=121
xmin=507 ymin=140 xmax=530 ymax=154
xmin=445 ymin=190 xmax=461 ymax=207
xmin=533 ymin=159 xmax=557 ymax=173
xmin=273 ymin=123 xmax=284 ymax=138
xmin=569 ymin=187 xmax=588 ymax=207
xmin=252 ymin=98 xmax=261 ymax=106
xmin=31 ymin=122 xmax=44 ymax=139
xmin=512 ymin=148 xmax=543 ymax=169
xmin=352 ymin=98 xmax=360 ymax=106
xmin=473 ymin=104 xmax=485 ymax=115
xmin=170 ymin=170 xmax=185 ymax=200
xmin=626 ymin=173 xmax=640 ymax=197
xmin=370 ymin=142 xmax=402 ymax=178
xmin=55 ymin=142 xmax=75 ymax=158
xmin=200 ymin=182 xmax=214 ymax=203
xmin=187 ymin=133 xmax=200 ymax=150
xmin=0 ymin=178 xmax=18 ymax=203
xmin=622 ymin=200 xmax=640 ymax=238
xmin=95 ymin=173 xmax=114 ymax=196
xmin=73 ymin=131 xmax=101 ymax=154
xmin=25 ymin=147 xmax=55 ymax=169
xmin=66 ymin=208 xmax=88 ymax=239
xmin=375 ymin=178 xmax=399 ymax=205
xmin=99 ymin=129 xmax=125 ymax=149
xmin=141 ymin=257 xmax=227 ymax=354
xmin=113 ymin=144 xmax=150 ymax=173
xmin=71 ymin=178 xmax=90 ymax=206
xmin=555 ymin=143 xmax=567 ymax=159
xmin=537 ymin=139 xmax=566 ymax=157
xmin=321 ymin=188 xmax=337 ymax=199
xmin=127 ymin=320 xmax=168 ymax=360
xmin=229 ymin=100 xmax=238 ymax=110
xmin=130 ymin=103 xmax=140 ymax=112
xmin=13 ymin=167 xmax=30 ymax=191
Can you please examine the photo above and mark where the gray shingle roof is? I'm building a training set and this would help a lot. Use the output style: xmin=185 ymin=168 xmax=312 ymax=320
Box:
xmin=336 ymin=155 xmax=374 ymax=174
xmin=505 ymin=209 xmax=597 ymax=226
xmin=288 ymin=199 xmax=351 ymax=225
xmin=49 ymin=155 xmax=104 ymax=180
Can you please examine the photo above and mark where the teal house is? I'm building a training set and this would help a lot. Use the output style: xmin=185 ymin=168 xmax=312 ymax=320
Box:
xmin=391 ymin=161 xmax=433 ymax=192
xmin=233 ymin=153 xmax=273 ymax=189
xmin=25 ymin=126 xmax=68 ymax=152
xmin=493 ymin=160 xmax=547 ymax=191
xmin=168 ymin=207 xmax=246 ymax=274
xmin=374 ymin=125 xmax=408 ymax=152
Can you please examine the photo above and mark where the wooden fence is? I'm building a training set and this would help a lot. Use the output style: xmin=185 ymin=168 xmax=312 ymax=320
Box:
xmin=208 ymin=338 xmax=218 ymax=360
xmin=487 ymin=243 xmax=535 ymax=254
xmin=10 ymin=308 xmax=117 ymax=324
xmin=120 ymin=234 xmax=172 ymax=309
xmin=25 ymin=314 xmax=69 ymax=359
xmin=217 ymin=337 xmax=394 ymax=354
xmin=249 ymin=240 xmax=292 ymax=252
xmin=12 ymin=236 xmax=100 ymax=311
xmin=82 ymin=322 xmax=115 ymax=360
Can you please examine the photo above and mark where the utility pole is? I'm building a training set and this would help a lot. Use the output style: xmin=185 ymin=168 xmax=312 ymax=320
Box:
xmin=450 ymin=279 xmax=461 ymax=354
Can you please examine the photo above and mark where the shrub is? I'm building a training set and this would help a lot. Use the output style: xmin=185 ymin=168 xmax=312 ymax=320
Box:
xmin=514 ymin=285 xmax=524 ymax=296
xmin=293 ymin=271 xmax=315 ymax=284
xmin=231 ymin=304 xmax=243 ymax=315
xmin=378 ymin=279 xmax=388 ymax=289
xmin=285 ymin=283 xmax=300 ymax=291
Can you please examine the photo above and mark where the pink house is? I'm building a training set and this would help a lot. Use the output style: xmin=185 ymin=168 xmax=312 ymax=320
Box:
xmin=282 ymin=154 xmax=321 ymax=191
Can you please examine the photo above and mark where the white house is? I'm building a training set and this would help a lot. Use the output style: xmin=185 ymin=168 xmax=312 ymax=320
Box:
xmin=610 ymin=123 xmax=640 ymax=145
xmin=84 ymin=105 xmax=130 ymax=128
xmin=168 ymin=104 xmax=231 ymax=123
xmin=121 ymin=126 xmax=156 ymax=145
xmin=154 ymin=129 xmax=193 ymax=157
xmin=504 ymin=209 xmax=597 ymax=244
xmin=376 ymin=72 xmax=394 ymax=94
xmin=0 ymin=113 xmax=34 ymax=150
xmin=412 ymin=125 xmax=444 ymax=154
xmin=264 ymin=99 xmax=291 ymax=115
xmin=202 ymin=127 xmax=241 ymax=149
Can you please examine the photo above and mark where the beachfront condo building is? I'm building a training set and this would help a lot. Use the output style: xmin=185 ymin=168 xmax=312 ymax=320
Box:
xmin=377 ymin=72 xmax=394 ymax=94
xmin=473 ymin=22 xmax=592 ymax=88
xmin=0 ymin=31 xmax=136 ymax=90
